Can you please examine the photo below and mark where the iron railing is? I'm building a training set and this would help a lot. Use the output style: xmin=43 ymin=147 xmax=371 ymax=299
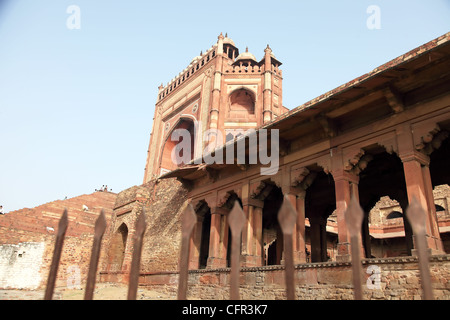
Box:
xmin=43 ymin=196 xmax=434 ymax=300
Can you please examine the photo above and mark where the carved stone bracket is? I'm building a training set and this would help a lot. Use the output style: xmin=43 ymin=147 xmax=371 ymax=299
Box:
xmin=377 ymin=135 xmax=399 ymax=155
xmin=317 ymin=115 xmax=337 ymax=138
xmin=342 ymin=148 xmax=374 ymax=175
xmin=200 ymin=166 xmax=219 ymax=183
xmin=383 ymin=85 xmax=404 ymax=114
xmin=217 ymin=191 xmax=232 ymax=208
xmin=249 ymin=181 xmax=266 ymax=199
xmin=290 ymin=166 xmax=317 ymax=191
xmin=415 ymin=127 xmax=448 ymax=156
xmin=316 ymin=154 xmax=331 ymax=174
xmin=291 ymin=167 xmax=310 ymax=186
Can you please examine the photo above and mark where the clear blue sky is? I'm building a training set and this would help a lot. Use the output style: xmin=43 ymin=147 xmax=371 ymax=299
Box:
xmin=0 ymin=0 xmax=449 ymax=212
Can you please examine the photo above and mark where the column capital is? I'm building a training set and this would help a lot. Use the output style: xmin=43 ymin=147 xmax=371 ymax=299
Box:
xmin=282 ymin=185 xmax=306 ymax=199
xmin=211 ymin=207 xmax=229 ymax=216
xmin=241 ymin=198 xmax=264 ymax=208
xmin=399 ymin=150 xmax=430 ymax=166
xmin=331 ymin=169 xmax=360 ymax=184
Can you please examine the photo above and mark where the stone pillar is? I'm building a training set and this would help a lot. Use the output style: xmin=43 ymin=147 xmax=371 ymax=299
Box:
xmin=397 ymin=124 xmax=444 ymax=254
xmin=207 ymin=207 xmax=229 ymax=268
xmin=241 ymin=198 xmax=264 ymax=267
xmin=332 ymin=166 xmax=361 ymax=262
xmin=253 ymin=206 xmax=263 ymax=264
xmin=262 ymin=45 xmax=273 ymax=124
xmin=189 ymin=215 xmax=204 ymax=269
xmin=333 ymin=175 xmax=352 ymax=262
xmin=400 ymin=152 xmax=444 ymax=254
xmin=284 ymin=188 xmax=307 ymax=264
xmin=422 ymin=164 xmax=443 ymax=251
xmin=295 ymin=192 xmax=307 ymax=263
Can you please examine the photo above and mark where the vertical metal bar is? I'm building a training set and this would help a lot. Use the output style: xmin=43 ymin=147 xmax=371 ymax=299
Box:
xmin=349 ymin=234 xmax=363 ymax=300
xmin=406 ymin=197 xmax=434 ymax=300
xmin=127 ymin=209 xmax=147 ymax=300
xmin=44 ymin=209 xmax=68 ymax=300
xmin=344 ymin=197 xmax=364 ymax=300
xmin=84 ymin=210 xmax=107 ymax=300
xmin=228 ymin=201 xmax=246 ymax=300
xmin=177 ymin=203 xmax=197 ymax=300
xmin=278 ymin=195 xmax=297 ymax=300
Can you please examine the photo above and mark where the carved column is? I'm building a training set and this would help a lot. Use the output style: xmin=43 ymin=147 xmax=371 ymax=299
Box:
xmin=398 ymin=124 xmax=444 ymax=255
xmin=331 ymin=147 xmax=362 ymax=262
xmin=400 ymin=152 xmax=444 ymax=254
xmin=283 ymin=187 xmax=307 ymax=264
xmin=189 ymin=214 xmax=203 ymax=269
xmin=288 ymin=166 xmax=317 ymax=264
xmin=206 ymin=206 xmax=229 ymax=268
xmin=241 ymin=197 xmax=264 ymax=267
xmin=295 ymin=191 xmax=307 ymax=263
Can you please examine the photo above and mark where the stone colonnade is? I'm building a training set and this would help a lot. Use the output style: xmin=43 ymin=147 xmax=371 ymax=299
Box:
xmin=188 ymin=117 xmax=447 ymax=269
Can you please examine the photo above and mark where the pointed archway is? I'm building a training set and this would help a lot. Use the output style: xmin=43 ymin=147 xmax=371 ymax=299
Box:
xmin=160 ymin=118 xmax=196 ymax=175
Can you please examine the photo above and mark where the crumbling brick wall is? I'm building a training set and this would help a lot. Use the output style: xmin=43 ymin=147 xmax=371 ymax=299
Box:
xmin=0 ymin=191 xmax=117 ymax=289
xmin=100 ymin=178 xmax=189 ymax=277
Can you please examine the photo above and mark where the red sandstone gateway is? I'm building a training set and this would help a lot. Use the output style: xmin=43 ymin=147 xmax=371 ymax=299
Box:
xmin=2 ymin=33 xmax=450 ymax=300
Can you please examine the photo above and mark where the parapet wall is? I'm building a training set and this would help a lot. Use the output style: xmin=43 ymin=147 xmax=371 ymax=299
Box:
xmin=122 ymin=255 xmax=450 ymax=300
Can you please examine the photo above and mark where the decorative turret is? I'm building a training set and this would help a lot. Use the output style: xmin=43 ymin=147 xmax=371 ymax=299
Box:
xmin=145 ymin=34 xmax=285 ymax=180
xmin=234 ymin=47 xmax=258 ymax=66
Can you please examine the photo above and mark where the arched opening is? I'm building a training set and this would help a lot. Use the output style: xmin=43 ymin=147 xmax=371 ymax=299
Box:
xmin=228 ymin=89 xmax=255 ymax=119
xmin=305 ymin=168 xmax=336 ymax=262
xmin=386 ymin=211 xmax=403 ymax=220
xmin=107 ymin=223 xmax=128 ymax=271
xmin=160 ymin=118 xmax=195 ymax=175
xmin=430 ymin=131 xmax=450 ymax=187
xmin=195 ymin=202 xmax=211 ymax=269
xmin=358 ymin=145 xmax=411 ymax=257
xmin=248 ymin=181 xmax=284 ymax=266
xmin=429 ymin=128 xmax=450 ymax=253
xmin=220 ymin=192 xmax=242 ymax=268
xmin=261 ymin=184 xmax=283 ymax=265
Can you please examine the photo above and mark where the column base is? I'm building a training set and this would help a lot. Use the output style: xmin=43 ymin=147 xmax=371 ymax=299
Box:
xmin=411 ymin=247 xmax=445 ymax=257
xmin=293 ymin=251 xmax=307 ymax=264
xmin=241 ymin=255 xmax=263 ymax=267
xmin=336 ymin=242 xmax=351 ymax=262
xmin=206 ymin=257 xmax=228 ymax=269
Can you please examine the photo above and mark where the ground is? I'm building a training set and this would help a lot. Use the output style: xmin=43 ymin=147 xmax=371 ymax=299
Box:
xmin=0 ymin=283 xmax=175 ymax=300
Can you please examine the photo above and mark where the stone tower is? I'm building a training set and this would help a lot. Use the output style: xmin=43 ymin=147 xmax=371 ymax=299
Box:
xmin=143 ymin=33 xmax=288 ymax=182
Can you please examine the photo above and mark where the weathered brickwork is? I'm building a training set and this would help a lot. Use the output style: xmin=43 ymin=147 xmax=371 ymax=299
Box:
xmin=137 ymin=256 xmax=450 ymax=300
xmin=0 ymin=191 xmax=117 ymax=289
xmin=101 ymin=178 xmax=188 ymax=275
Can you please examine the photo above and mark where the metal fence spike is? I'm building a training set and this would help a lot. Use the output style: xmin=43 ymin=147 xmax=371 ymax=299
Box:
xmin=177 ymin=203 xmax=197 ymax=300
xmin=84 ymin=210 xmax=107 ymax=300
xmin=278 ymin=195 xmax=297 ymax=300
xmin=406 ymin=197 xmax=434 ymax=300
xmin=127 ymin=209 xmax=147 ymax=300
xmin=44 ymin=209 xmax=68 ymax=300
xmin=228 ymin=201 xmax=246 ymax=300
xmin=344 ymin=197 xmax=364 ymax=300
